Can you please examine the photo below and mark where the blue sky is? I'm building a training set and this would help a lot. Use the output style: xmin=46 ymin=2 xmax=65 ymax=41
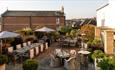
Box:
xmin=0 ymin=0 xmax=108 ymax=19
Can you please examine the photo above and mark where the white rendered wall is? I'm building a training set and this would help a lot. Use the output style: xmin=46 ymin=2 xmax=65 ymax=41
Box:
xmin=108 ymin=0 xmax=115 ymax=28
xmin=96 ymin=5 xmax=109 ymax=27
xmin=97 ymin=0 xmax=115 ymax=28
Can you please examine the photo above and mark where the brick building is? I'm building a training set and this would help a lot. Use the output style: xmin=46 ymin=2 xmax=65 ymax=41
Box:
xmin=1 ymin=7 xmax=65 ymax=31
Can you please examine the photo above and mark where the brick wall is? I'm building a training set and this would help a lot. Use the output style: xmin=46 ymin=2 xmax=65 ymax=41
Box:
xmin=95 ymin=27 xmax=101 ymax=39
xmin=104 ymin=30 xmax=114 ymax=55
xmin=2 ymin=16 xmax=65 ymax=31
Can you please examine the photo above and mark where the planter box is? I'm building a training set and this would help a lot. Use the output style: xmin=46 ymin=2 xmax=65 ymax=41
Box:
xmin=0 ymin=64 xmax=6 ymax=70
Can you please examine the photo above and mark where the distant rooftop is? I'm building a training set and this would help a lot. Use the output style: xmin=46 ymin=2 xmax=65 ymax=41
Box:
xmin=1 ymin=10 xmax=64 ymax=17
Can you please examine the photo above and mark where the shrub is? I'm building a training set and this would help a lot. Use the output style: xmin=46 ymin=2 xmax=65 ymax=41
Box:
xmin=91 ymin=50 xmax=105 ymax=61
xmin=87 ymin=39 xmax=103 ymax=51
xmin=0 ymin=55 xmax=8 ymax=65
xmin=98 ymin=57 xmax=114 ymax=70
xmin=23 ymin=59 xmax=38 ymax=70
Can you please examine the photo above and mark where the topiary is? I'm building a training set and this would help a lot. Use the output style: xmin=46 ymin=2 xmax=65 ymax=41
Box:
xmin=23 ymin=59 xmax=38 ymax=70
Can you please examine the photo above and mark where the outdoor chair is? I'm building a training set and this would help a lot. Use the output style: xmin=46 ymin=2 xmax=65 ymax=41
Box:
xmin=59 ymin=41 xmax=63 ymax=47
xmin=39 ymin=40 xmax=44 ymax=43
xmin=8 ymin=47 xmax=13 ymax=53
xmin=35 ymin=46 xmax=39 ymax=56
xmin=23 ymin=42 xmax=27 ymax=47
xmin=29 ymin=48 xmax=34 ymax=59
xmin=55 ymin=49 xmax=61 ymax=55
xmin=64 ymin=56 xmax=77 ymax=70
xmin=27 ymin=41 xmax=31 ymax=45
xmin=62 ymin=41 xmax=69 ymax=47
xmin=45 ymin=42 xmax=48 ymax=50
xmin=50 ymin=54 xmax=61 ymax=67
xmin=40 ymin=44 xmax=44 ymax=52
xmin=69 ymin=40 xmax=76 ymax=47
xmin=16 ymin=44 xmax=22 ymax=49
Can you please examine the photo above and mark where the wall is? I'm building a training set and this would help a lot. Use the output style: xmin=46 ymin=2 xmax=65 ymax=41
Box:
xmin=2 ymin=16 xmax=65 ymax=31
xmin=103 ymin=30 xmax=114 ymax=55
xmin=96 ymin=4 xmax=109 ymax=27
xmin=3 ymin=16 xmax=30 ymax=31
xmin=97 ymin=0 xmax=115 ymax=29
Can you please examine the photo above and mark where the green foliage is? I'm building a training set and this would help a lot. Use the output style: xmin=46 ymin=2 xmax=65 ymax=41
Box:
xmin=69 ymin=29 xmax=77 ymax=38
xmin=91 ymin=50 xmax=105 ymax=60
xmin=98 ymin=56 xmax=115 ymax=70
xmin=87 ymin=39 xmax=101 ymax=47
xmin=0 ymin=55 xmax=8 ymax=65
xmin=88 ymin=48 xmax=94 ymax=63
xmin=16 ymin=27 xmax=33 ymax=36
xmin=23 ymin=59 xmax=38 ymax=70
xmin=108 ymin=56 xmax=115 ymax=69
xmin=80 ymin=24 xmax=95 ymax=41
xmin=98 ymin=57 xmax=113 ymax=70
xmin=58 ymin=26 xmax=72 ymax=35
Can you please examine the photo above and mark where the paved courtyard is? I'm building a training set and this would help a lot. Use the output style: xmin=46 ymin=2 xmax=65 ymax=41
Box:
xmin=6 ymin=42 xmax=94 ymax=70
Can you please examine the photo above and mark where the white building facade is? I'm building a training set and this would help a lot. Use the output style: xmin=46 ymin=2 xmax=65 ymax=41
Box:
xmin=97 ymin=0 xmax=115 ymax=29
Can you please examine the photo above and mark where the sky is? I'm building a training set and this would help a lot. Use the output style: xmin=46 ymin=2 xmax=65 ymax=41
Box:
xmin=0 ymin=0 xmax=108 ymax=19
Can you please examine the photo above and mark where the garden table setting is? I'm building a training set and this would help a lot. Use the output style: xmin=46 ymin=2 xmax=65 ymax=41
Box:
xmin=54 ymin=49 xmax=70 ymax=65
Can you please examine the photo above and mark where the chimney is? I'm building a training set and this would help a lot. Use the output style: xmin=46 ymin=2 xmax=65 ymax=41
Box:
xmin=61 ymin=6 xmax=64 ymax=13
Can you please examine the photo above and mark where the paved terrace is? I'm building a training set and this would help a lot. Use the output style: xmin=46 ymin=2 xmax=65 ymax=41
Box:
xmin=6 ymin=42 xmax=94 ymax=70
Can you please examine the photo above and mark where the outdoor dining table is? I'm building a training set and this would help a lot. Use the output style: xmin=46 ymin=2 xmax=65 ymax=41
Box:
xmin=55 ymin=49 xmax=70 ymax=65
xmin=13 ymin=43 xmax=42 ymax=60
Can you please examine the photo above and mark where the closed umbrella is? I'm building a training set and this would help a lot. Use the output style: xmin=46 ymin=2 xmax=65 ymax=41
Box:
xmin=0 ymin=31 xmax=20 ymax=54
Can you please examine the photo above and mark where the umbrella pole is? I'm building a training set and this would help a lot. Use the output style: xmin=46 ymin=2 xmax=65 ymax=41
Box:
xmin=0 ymin=40 xmax=2 ymax=54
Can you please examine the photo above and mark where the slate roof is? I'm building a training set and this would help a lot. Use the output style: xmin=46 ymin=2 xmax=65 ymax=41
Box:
xmin=1 ymin=10 xmax=64 ymax=17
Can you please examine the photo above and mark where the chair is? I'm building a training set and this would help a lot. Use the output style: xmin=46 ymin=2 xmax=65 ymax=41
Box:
xmin=55 ymin=49 xmax=61 ymax=55
xmin=28 ymin=41 xmax=31 ymax=45
xmin=16 ymin=44 xmax=21 ymax=49
xmin=45 ymin=42 xmax=48 ymax=50
xmin=62 ymin=41 xmax=69 ymax=47
xmin=69 ymin=40 xmax=76 ymax=47
xmin=8 ymin=47 xmax=13 ymax=53
xmin=23 ymin=43 xmax=27 ymax=47
xmin=64 ymin=57 xmax=77 ymax=70
xmin=35 ymin=47 xmax=39 ymax=56
xmin=50 ymin=54 xmax=61 ymax=67
xmin=40 ymin=44 xmax=44 ymax=52
xmin=29 ymin=49 xmax=34 ymax=59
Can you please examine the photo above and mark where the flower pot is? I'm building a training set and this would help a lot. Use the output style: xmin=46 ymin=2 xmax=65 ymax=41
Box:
xmin=0 ymin=64 xmax=6 ymax=70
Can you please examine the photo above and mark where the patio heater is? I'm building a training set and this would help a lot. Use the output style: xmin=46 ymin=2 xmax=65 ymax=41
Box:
xmin=78 ymin=50 xmax=90 ymax=70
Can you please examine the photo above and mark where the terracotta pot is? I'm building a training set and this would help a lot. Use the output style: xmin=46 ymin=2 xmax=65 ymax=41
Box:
xmin=0 ymin=64 xmax=6 ymax=70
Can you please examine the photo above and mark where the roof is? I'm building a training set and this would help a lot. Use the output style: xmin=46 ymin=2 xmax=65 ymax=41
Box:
xmin=96 ymin=4 xmax=109 ymax=11
xmin=1 ymin=10 xmax=64 ymax=17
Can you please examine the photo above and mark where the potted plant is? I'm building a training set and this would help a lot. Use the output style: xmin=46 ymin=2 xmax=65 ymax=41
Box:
xmin=23 ymin=59 xmax=38 ymax=70
xmin=0 ymin=55 xmax=8 ymax=70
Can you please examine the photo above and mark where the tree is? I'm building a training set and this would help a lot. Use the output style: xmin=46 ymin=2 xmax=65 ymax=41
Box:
xmin=58 ymin=26 xmax=72 ymax=35
xmin=80 ymin=24 xmax=95 ymax=41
